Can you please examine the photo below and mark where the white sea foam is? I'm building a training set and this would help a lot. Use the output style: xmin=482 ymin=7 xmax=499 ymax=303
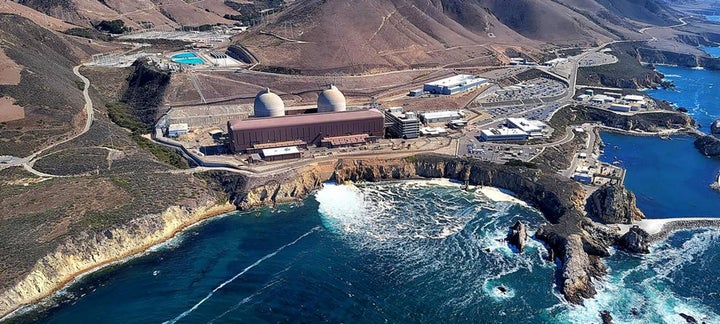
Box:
xmin=557 ymin=229 xmax=720 ymax=323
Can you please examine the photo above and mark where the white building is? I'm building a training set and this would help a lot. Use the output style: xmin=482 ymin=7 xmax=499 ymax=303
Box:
xmin=423 ymin=75 xmax=489 ymax=95
xmin=419 ymin=111 xmax=463 ymax=124
xmin=167 ymin=123 xmax=189 ymax=137
xmin=590 ymin=95 xmax=615 ymax=104
xmin=479 ymin=128 xmax=529 ymax=142
xmin=506 ymin=118 xmax=547 ymax=137
xmin=609 ymin=104 xmax=632 ymax=112
xmin=623 ymin=95 xmax=645 ymax=102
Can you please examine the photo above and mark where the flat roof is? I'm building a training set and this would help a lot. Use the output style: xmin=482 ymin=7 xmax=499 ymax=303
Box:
xmin=229 ymin=109 xmax=383 ymax=131
xmin=480 ymin=128 xmax=527 ymax=136
xmin=425 ymin=74 xmax=487 ymax=87
xmin=420 ymin=111 xmax=461 ymax=119
xmin=507 ymin=118 xmax=546 ymax=132
xmin=623 ymin=95 xmax=645 ymax=101
xmin=262 ymin=146 xmax=300 ymax=157
xmin=168 ymin=123 xmax=189 ymax=131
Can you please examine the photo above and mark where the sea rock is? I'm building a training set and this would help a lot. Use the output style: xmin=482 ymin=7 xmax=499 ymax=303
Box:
xmin=679 ymin=312 xmax=699 ymax=324
xmin=600 ymin=310 xmax=614 ymax=324
xmin=619 ymin=226 xmax=650 ymax=254
xmin=507 ymin=221 xmax=528 ymax=252
xmin=559 ymin=234 xmax=599 ymax=304
xmin=694 ymin=135 xmax=720 ymax=157
xmin=586 ymin=185 xmax=645 ymax=224
xmin=711 ymin=119 xmax=720 ymax=135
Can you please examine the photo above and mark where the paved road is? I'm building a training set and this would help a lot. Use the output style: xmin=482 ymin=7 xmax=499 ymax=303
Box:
xmin=0 ymin=65 xmax=94 ymax=176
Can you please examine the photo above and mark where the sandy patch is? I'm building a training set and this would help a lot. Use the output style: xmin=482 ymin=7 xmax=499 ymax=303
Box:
xmin=0 ymin=48 xmax=21 ymax=86
xmin=0 ymin=97 xmax=24 ymax=122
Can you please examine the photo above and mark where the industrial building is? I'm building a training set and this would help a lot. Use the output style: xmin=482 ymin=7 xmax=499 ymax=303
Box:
xmin=419 ymin=111 xmax=464 ymax=124
xmin=385 ymin=107 xmax=420 ymax=139
xmin=167 ymin=123 xmax=189 ymax=137
xmin=317 ymin=85 xmax=347 ymax=113
xmin=423 ymin=75 xmax=488 ymax=95
xmin=506 ymin=118 xmax=547 ymax=137
xmin=478 ymin=128 xmax=529 ymax=142
xmin=227 ymin=109 xmax=385 ymax=152
xmin=261 ymin=146 xmax=301 ymax=162
xmin=253 ymin=88 xmax=286 ymax=117
xmin=609 ymin=104 xmax=632 ymax=112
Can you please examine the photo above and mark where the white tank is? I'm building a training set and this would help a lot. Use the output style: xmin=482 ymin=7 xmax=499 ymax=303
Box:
xmin=317 ymin=84 xmax=347 ymax=113
xmin=254 ymin=88 xmax=285 ymax=117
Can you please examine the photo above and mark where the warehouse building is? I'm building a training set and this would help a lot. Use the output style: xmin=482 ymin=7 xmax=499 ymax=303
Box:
xmin=478 ymin=128 xmax=529 ymax=142
xmin=506 ymin=118 xmax=547 ymax=137
xmin=261 ymin=146 xmax=301 ymax=162
xmin=419 ymin=111 xmax=464 ymax=124
xmin=227 ymin=109 xmax=385 ymax=152
xmin=385 ymin=107 xmax=420 ymax=139
xmin=423 ymin=75 xmax=488 ymax=95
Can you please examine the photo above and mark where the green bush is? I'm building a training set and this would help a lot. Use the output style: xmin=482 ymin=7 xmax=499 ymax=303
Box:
xmin=504 ymin=159 xmax=538 ymax=169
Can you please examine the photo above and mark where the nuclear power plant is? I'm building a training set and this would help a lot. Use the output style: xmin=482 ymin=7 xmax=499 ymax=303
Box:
xmin=227 ymin=85 xmax=385 ymax=153
xmin=253 ymin=88 xmax=286 ymax=117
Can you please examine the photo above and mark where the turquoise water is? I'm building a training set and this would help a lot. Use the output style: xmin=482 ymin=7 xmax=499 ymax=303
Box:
xmin=707 ymin=15 xmax=720 ymax=22
xmin=701 ymin=46 xmax=720 ymax=58
xmin=172 ymin=52 xmax=198 ymax=59
xmin=171 ymin=52 xmax=205 ymax=65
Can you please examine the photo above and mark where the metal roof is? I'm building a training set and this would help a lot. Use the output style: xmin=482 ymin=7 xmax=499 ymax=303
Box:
xmin=261 ymin=146 xmax=300 ymax=157
xmin=229 ymin=109 xmax=383 ymax=131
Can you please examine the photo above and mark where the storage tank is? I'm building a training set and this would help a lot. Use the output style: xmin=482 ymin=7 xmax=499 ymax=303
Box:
xmin=254 ymin=88 xmax=285 ymax=117
xmin=317 ymin=84 xmax=347 ymax=113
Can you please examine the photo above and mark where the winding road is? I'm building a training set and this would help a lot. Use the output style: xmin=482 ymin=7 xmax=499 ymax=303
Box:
xmin=0 ymin=64 xmax=93 ymax=177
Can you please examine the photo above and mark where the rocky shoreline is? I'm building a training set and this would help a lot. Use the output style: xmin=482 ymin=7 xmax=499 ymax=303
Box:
xmin=0 ymin=200 xmax=236 ymax=321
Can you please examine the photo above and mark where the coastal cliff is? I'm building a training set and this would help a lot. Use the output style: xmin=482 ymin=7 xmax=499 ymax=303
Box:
xmin=0 ymin=199 xmax=235 ymax=319
xmin=206 ymin=154 xmax=637 ymax=305
xmin=552 ymin=106 xmax=695 ymax=132
xmin=587 ymin=185 xmax=645 ymax=224
xmin=638 ymin=47 xmax=720 ymax=71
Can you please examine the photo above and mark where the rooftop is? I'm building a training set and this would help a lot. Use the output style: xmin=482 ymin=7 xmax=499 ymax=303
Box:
xmin=262 ymin=146 xmax=300 ymax=157
xmin=480 ymin=128 xmax=527 ymax=136
xmin=425 ymin=74 xmax=487 ymax=87
xmin=229 ymin=109 xmax=383 ymax=131
xmin=420 ymin=111 xmax=462 ymax=119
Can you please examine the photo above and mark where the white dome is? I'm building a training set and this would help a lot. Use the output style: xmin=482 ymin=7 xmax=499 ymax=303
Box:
xmin=317 ymin=85 xmax=346 ymax=113
xmin=254 ymin=88 xmax=285 ymax=117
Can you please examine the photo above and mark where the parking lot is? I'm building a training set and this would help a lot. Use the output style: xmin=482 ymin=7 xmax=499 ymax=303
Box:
xmin=480 ymin=77 xmax=567 ymax=105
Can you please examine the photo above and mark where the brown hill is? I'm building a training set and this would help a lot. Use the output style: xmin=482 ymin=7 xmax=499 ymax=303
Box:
xmin=234 ymin=0 xmax=678 ymax=74
xmin=17 ymin=0 xmax=237 ymax=29
xmin=0 ymin=13 xmax=113 ymax=156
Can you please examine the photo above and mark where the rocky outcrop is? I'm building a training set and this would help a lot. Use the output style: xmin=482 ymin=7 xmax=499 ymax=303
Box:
xmin=694 ymin=135 xmax=720 ymax=157
xmin=587 ymin=185 xmax=645 ymax=224
xmin=711 ymin=120 xmax=720 ymax=135
xmin=182 ymin=154 xmax=646 ymax=306
xmin=507 ymin=221 xmax=528 ymax=252
xmin=638 ymin=47 xmax=720 ymax=71
xmin=122 ymin=60 xmax=172 ymax=127
xmin=600 ymin=310 xmax=614 ymax=324
xmin=0 ymin=199 xmax=235 ymax=319
xmin=619 ymin=226 xmax=650 ymax=253
xmin=555 ymin=106 xmax=695 ymax=133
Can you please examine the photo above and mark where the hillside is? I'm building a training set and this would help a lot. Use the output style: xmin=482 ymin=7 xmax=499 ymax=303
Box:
xmin=16 ymin=0 xmax=240 ymax=29
xmin=233 ymin=0 xmax=678 ymax=74
xmin=0 ymin=13 xmax=113 ymax=156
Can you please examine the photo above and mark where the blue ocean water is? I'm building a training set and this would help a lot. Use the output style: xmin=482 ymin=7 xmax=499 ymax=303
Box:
xmin=599 ymin=133 xmax=720 ymax=218
xmin=707 ymin=15 xmax=720 ymax=22
xmin=701 ymin=46 xmax=720 ymax=58
xmin=17 ymin=63 xmax=720 ymax=324
xmin=647 ymin=65 xmax=720 ymax=133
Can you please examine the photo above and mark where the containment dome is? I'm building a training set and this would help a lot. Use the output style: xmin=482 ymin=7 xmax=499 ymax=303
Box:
xmin=317 ymin=85 xmax=347 ymax=113
xmin=254 ymin=88 xmax=285 ymax=117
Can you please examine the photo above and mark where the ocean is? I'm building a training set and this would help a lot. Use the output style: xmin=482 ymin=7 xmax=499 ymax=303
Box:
xmin=18 ymin=56 xmax=720 ymax=324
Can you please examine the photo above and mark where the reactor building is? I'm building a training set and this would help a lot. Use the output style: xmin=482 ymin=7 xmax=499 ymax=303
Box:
xmin=227 ymin=86 xmax=384 ymax=153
